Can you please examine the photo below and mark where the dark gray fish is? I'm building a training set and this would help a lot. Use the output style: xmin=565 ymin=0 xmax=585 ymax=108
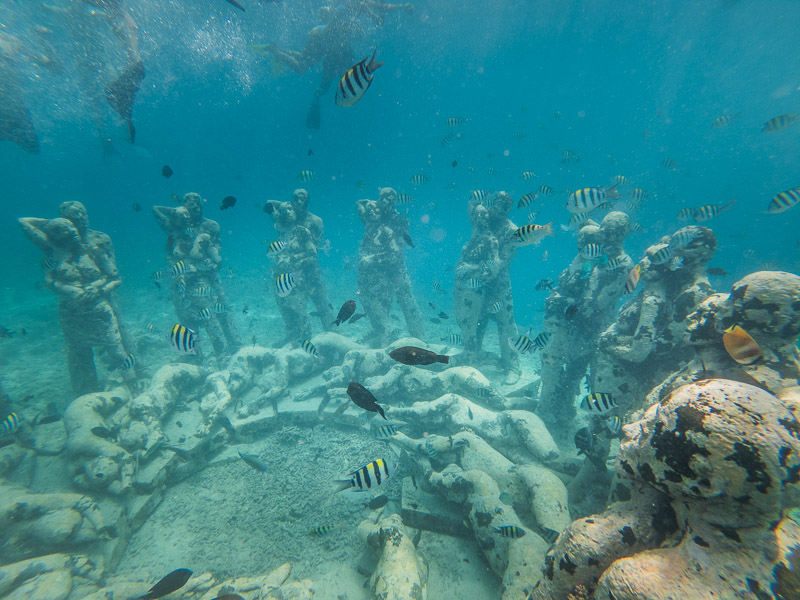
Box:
xmin=137 ymin=568 xmax=192 ymax=600
xmin=366 ymin=494 xmax=389 ymax=509
xmin=132 ymin=203 xmax=142 ymax=212
xmin=346 ymin=382 xmax=386 ymax=419
xmin=162 ymin=165 xmax=173 ymax=178
xmin=348 ymin=313 xmax=367 ymax=324
xmin=105 ymin=60 xmax=145 ymax=142
xmin=221 ymin=196 xmax=236 ymax=210
xmin=238 ymin=450 xmax=268 ymax=472
xmin=90 ymin=426 xmax=113 ymax=439
xmin=430 ymin=318 xmax=441 ymax=324
xmin=389 ymin=346 xmax=449 ymax=366
xmin=437 ymin=312 xmax=449 ymax=319
xmin=35 ymin=414 xmax=61 ymax=425
xmin=574 ymin=427 xmax=593 ymax=456
xmin=212 ymin=595 xmax=245 ymax=600
xmin=223 ymin=0 xmax=246 ymax=10
xmin=467 ymin=407 xmax=473 ymax=420
xmin=565 ymin=305 xmax=578 ymax=320
xmin=403 ymin=233 xmax=415 ymax=248
xmin=334 ymin=300 xmax=357 ymax=326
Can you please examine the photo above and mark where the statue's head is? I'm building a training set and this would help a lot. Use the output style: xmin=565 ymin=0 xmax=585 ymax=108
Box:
xmin=182 ymin=193 xmax=203 ymax=223
xmin=59 ymin=201 xmax=89 ymax=234
xmin=46 ymin=218 xmax=82 ymax=251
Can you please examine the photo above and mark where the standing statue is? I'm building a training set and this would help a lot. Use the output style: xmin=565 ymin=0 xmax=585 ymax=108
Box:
xmin=152 ymin=193 xmax=242 ymax=359
xmin=537 ymin=211 xmax=632 ymax=432
xmin=263 ymin=189 xmax=336 ymax=343
xmin=452 ymin=192 xmax=521 ymax=384
xmin=356 ymin=187 xmax=424 ymax=347
xmin=19 ymin=203 xmax=136 ymax=395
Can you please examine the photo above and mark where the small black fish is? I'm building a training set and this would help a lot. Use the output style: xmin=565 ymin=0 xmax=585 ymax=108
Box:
xmin=238 ymin=450 xmax=268 ymax=472
xmin=334 ymin=300 xmax=357 ymax=325
xmin=263 ymin=202 xmax=275 ymax=214
xmin=428 ymin=302 xmax=436 ymax=310
xmin=574 ymin=427 xmax=593 ymax=456
xmin=346 ymin=381 xmax=386 ymax=419
xmin=452 ymin=160 xmax=458 ymax=167
xmin=367 ymin=494 xmax=389 ymax=509
xmin=35 ymin=414 xmax=61 ymax=425
xmin=132 ymin=203 xmax=142 ymax=212
xmin=137 ymin=568 xmax=192 ymax=600
xmin=467 ymin=407 xmax=473 ymax=420
xmin=535 ymin=278 xmax=555 ymax=291
xmin=565 ymin=305 xmax=578 ymax=320
xmin=437 ymin=312 xmax=449 ymax=320
xmin=307 ymin=148 xmax=313 ymax=156
xmin=348 ymin=313 xmax=367 ymax=324
xmin=212 ymin=595 xmax=245 ymax=600
xmin=430 ymin=318 xmax=441 ymax=324
xmin=707 ymin=267 xmax=728 ymax=277
xmin=90 ymin=426 xmax=113 ymax=439
xmin=161 ymin=165 xmax=173 ymax=178
xmin=220 ymin=196 xmax=237 ymax=210
xmin=223 ymin=0 xmax=246 ymax=11
xmin=389 ymin=346 xmax=449 ymax=366
xmin=403 ymin=233 xmax=415 ymax=248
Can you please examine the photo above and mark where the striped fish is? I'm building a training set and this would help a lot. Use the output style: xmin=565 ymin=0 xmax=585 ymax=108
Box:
xmin=521 ymin=171 xmax=536 ymax=180
xmin=335 ymin=49 xmax=383 ymax=107
xmin=470 ymin=190 xmax=491 ymax=203
xmin=487 ymin=167 xmax=497 ymax=175
xmin=762 ymin=113 xmax=799 ymax=133
xmin=441 ymin=333 xmax=462 ymax=345
xmin=192 ymin=286 xmax=215 ymax=297
xmin=1 ymin=412 xmax=21 ymax=436
xmin=722 ymin=325 xmax=761 ymax=365
xmin=301 ymin=339 xmax=319 ymax=358
xmin=605 ymin=257 xmax=626 ymax=271
xmin=335 ymin=459 xmax=396 ymax=493
xmin=441 ymin=133 xmax=454 ymax=147
xmin=517 ymin=193 xmax=538 ymax=209
xmin=527 ymin=212 xmax=538 ymax=223
xmin=566 ymin=186 xmax=619 ymax=214
xmin=512 ymin=223 xmax=554 ymax=246
xmin=611 ymin=175 xmax=631 ymax=186
xmin=488 ymin=301 xmax=502 ymax=313
xmin=214 ymin=302 xmax=230 ymax=313
xmin=183 ymin=227 xmax=195 ymax=237
xmin=151 ymin=269 xmax=165 ymax=282
xmin=276 ymin=273 xmax=299 ymax=297
xmin=310 ymin=525 xmax=337 ymax=537
xmin=493 ymin=525 xmax=526 ymax=539
xmin=41 ymin=256 xmax=57 ymax=271
xmin=410 ymin=174 xmax=430 ymax=184
xmin=170 ymin=261 xmax=186 ymax=277
xmin=513 ymin=131 xmax=526 ymax=140
xmin=767 ymin=187 xmax=800 ymax=214
xmin=267 ymin=240 xmax=286 ymax=256
xmin=177 ymin=276 xmax=186 ymax=299
xmin=168 ymin=324 xmax=197 ymax=354
xmin=396 ymin=193 xmax=415 ymax=206
xmin=433 ymin=280 xmax=445 ymax=295
xmin=446 ymin=117 xmax=466 ymax=127
xmin=624 ymin=264 xmax=642 ymax=294
xmin=122 ymin=353 xmax=136 ymax=370
xmin=532 ymin=332 xmax=552 ymax=350
xmin=374 ymin=424 xmax=398 ymax=440
xmin=581 ymin=243 xmax=604 ymax=259
xmin=508 ymin=331 xmax=535 ymax=354
xmin=693 ymin=199 xmax=735 ymax=222
xmin=580 ymin=393 xmax=617 ymax=414
xmin=632 ymin=188 xmax=649 ymax=202
xmin=297 ymin=170 xmax=316 ymax=182
xmin=650 ymin=245 xmax=672 ymax=265
xmin=465 ymin=278 xmax=482 ymax=289
xmin=146 ymin=323 xmax=156 ymax=333
xmin=197 ymin=307 xmax=212 ymax=320
xmin=568 ymin=212 xmax=591 ymax=230
xmin=669 ymin=229 xmax=697 ymax=249
xmin=606 ymin=415 xmax=622 ymax=434
xmin=424 ymin=437 xmax=437 ymax=458
xmin=663 ymin=158 xmax=679 ymax=169
xmin=538 ymin=185 xmax=556 ymax=195
xmin=712 ymin=113 xmax=739 ymax=129
xmin=561 ymin=149 xmax=581 ymax=163
xmin=676 ymin=207 xmax=695 ymax=221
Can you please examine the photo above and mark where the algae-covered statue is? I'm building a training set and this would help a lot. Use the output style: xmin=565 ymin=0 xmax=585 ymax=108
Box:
xmin=453 ymin=191 xmax=521 ymax=384
xmin=263 ymin=189 xmax=335 ymax=342
xmin=19 ymin=203 xmax=137 ymax=394
xmin=356 ymin=187 xmax=424 ymax=346
xmin=537 ymin=211 xmax=632 ymax=430
xmin=153 ymin=193 xmax=241 ymax=359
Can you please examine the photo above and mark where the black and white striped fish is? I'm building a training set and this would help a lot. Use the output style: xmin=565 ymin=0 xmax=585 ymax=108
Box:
xmin=335 ymin=49 xmax=383 ymax=107
xmin=168 ymin=324 xmax=197 ymax=355
xmin=335 ymin=459 xmax=397 ymax=493
xmin=581 ymin=243 xmax=604 ymax=259
xmin=767 ymin=187 xmax=800 ymax=214
xmin=170 ymin=261 xmax=186 ymax=277
xmin=1 ymin=412 xmax=21 ymax=437
xmin=493 ymin=525 xmax=526 ymax=539
xmin=470 ymin=190 xmax=491 ymax=203
xmin=517 ymin=193 xmax=538 ymax=209
xmin=297 ymin=169 xmax=316 ymax=182
xmin=301 ymin=339 xmax=319 ymax=358
xmin=197 ymin=307 xmax=212 ymax=320
xmin=374 ymin=424 xmax=398 ymax=440
xmin=521 ymin=171 xmax=536 ymax=180
xmin=508 ymin=330 xmax=536 ymax=354
xmin=693 ymin=199 xmax=735 ymax=222
xmin=192 ymin=285 xmax=215 ymax=297
xmin=566 ymin=186 xmax=619 ymax=214
xmin=580 ymin=393 xmax=617 ymax=414
xmin=122 ymin=353 xmax=136 ymax=371
xmin=396 ymin=193 xmax=415 ymax=206
xmin=650 ymin=245 xmax=672 ymax=265
xmin=267 ymin=240 xmax=286 ymax=256
xmin=275 ymin=273 xmax=299 ymax=297
xmin=410 ymin=174 xmax=430 ymax=184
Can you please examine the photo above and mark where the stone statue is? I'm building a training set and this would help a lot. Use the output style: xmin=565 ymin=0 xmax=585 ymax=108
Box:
xmin=452 ymin=191 xmax=521 ymax=384
xmin=152 ymin=193 xmax=242 ymax=359
xmin=356 ymin=187 xmax=424 ymax=346
xmin=263 ymin=189 xmax=336 ymax=343
xmin=19 ymin=203 xmax=136 ymax=395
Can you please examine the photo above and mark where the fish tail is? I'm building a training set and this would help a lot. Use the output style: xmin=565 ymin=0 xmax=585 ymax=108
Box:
xmin=376 ymin=405 xmax=387 ymax=420
xmin=333 ymin=318 xmax=342 ymax=326
xmin=606 ymin=183 xmax=620 ymax=199
xmin=335 ymin=479 xmax=355 ymax=492
xmin=438 ymin=355 xmax=450 ymax=364
xmin=543 ymin=222 xmax=554 ymax=236
xmin=368 ymin=48 xmax=384 ymax=73
xmin=722 ymin=198 xmax=736 ymax=211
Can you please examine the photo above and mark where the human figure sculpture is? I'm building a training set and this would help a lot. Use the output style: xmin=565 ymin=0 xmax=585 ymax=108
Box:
xmin=452 ymin=192 xmax=521 ymax=384
xmin=18 ymin=210 xmax=135 ymax=395
xmin=356 ymin=187 xmax=424 ymax=346
xmin=263 ymin=189 xmax=336 ymax=343
xmin=152 ymin=193 xmax=241 ymax=359
xmin=537 ymin=211 xmax=632 ymax=431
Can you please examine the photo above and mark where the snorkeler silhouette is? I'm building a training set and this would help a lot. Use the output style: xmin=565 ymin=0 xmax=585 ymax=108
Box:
xmin=257 ymin=0 xmax=412 ymax=129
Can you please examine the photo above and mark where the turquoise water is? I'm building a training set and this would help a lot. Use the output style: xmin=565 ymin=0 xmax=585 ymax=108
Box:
xmin=1 ymin=1 xmax=800 ymax=599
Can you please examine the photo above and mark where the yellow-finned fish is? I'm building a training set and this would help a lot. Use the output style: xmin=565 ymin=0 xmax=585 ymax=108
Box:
xmin=693 ymin=199 xmax=735 ymax=222
xmin=712 ymin=113 xmax=739 ymax=129
xmin=170 ymin=260 xmax=186 ymax=277
xmin=624 ymin=264 xmax=642 ymax=294
xmin=335 ymin=458 xmax=396 ymax=492
xmin=722 ymin=325 xmax=761 ymax=365
xmin=267 ymin=240 xmax=287 ymax=256
xmin=512 ymin=223 xmax=554 ymax=246
xmin=275 ymin=273 xmax=299 ymax=297
xmin=1 ymin=412 xmax=21 ymax=436
xmin=335 ymin=49 xmax=383 ymax=107
xmin=297 ymin=169 xmax=316 ymax=182
xmin=168 ymin=324 xmax=197 ymax=355
xmin=762 ymin=113 xmax=799 ymax=133
xmin=566 ymin=186 xmax=619 ymax=214
xmin=517 ymin=193 xmax=538 ymax=209
xmin=767 ymin=187 xmax=800 ymax=214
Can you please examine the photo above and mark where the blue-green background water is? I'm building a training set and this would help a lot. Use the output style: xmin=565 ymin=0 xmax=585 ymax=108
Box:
xmin=1 ymin=0 xmax=799 ymax=401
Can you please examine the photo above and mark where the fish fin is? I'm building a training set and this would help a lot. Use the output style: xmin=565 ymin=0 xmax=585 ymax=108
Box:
xmin=335 ymin=479 xmax=355 ymax=492
xmin=376 ymin=405 xmax=387 ymax=420
xmin=367 ymin=48 xmax=384 ymax=73
xmin=439 ymin=355 xmax=450 ymax=364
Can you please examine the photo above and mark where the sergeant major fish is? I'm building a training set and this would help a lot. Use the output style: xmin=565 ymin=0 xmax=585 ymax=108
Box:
xmin=335 ymin=49 xmax=383 ymax=107
xmin=566 ymin=186 xmax=619 ymax=214
xmin=168 ymin=324 xmax=197 ymax=355
xmin=335 ymin=458 xmax=397 ymax=493
xmin=512 ymin=223 xmax=554 ymax=246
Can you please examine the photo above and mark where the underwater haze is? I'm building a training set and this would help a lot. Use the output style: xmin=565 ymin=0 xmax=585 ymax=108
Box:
xmin=1 ymin=1 xmax=800 ymax=599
